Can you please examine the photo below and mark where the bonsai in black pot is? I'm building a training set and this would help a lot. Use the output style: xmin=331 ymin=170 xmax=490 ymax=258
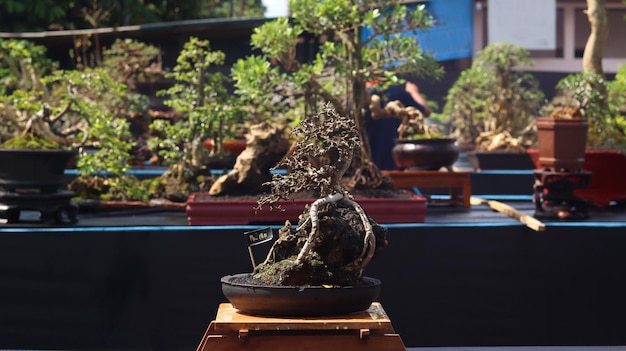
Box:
xmin=369 ymin=91 xmax=459 ymax=171
xmin=221 ymin=104 xmax=388 ymax=317
xmin=0 ymin=39 xmax=137 ymax=224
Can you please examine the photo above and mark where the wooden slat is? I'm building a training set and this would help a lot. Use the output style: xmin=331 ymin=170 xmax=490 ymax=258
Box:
xmin=212 ymin=303 xmax=393 ymax=332
xmin=197 ymin=303 xmax=407 ymax=351
xmin=471 ymin=197 xmax=545 ymax=232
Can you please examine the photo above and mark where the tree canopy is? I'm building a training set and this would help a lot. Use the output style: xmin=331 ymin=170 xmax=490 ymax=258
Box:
xmin=0 ymin=0 xmax=266 ymax=32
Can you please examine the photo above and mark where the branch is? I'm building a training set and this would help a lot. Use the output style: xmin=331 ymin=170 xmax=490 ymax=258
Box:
xmin=306 ymin=79 xmax=347 ymax=117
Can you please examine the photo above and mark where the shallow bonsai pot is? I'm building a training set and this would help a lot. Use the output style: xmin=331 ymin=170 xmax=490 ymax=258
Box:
xmin=467 ymin=151 xmax=536 ymax=170
xmin=221 ymin=273 xmax=381 ymax=317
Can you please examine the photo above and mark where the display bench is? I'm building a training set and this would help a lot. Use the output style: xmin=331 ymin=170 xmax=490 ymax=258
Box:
xmin=196 ymin=302 xmax=407 ymax=351
xmin=381 ymin=170 xmax=472 ymax=208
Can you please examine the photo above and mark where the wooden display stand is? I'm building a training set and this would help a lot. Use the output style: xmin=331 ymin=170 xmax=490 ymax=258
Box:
xmin=381 ymin=170 xmax=472 ymax=208
xmin=196 ymin=302 xmax=407 ymax=351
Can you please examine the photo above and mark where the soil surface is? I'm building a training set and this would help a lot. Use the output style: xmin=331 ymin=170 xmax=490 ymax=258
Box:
xmin=226 ymin=272 xmax=380 ymax=288
xmin=195 ymin=187 xmax=415 ymax=202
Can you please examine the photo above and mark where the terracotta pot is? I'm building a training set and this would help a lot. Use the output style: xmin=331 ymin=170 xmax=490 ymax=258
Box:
xmin=203 ymin=139 xmax=247 ymax=154
xmin=222 ymin=139 xmax=247 ymax=154
xmin=392 ymin=138 xmax=459 ymax=171
xmin=536 ymin=117 xmax=588 ymax=172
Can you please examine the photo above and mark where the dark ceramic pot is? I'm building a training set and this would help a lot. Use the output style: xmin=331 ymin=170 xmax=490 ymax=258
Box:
xmin=392 ymin=138 xmax=459 ymax=170
xmin=467 ymin=151 xmax=537 ymax=170
xmin=0 ymin=149 xmax=76 ymax=193
xmin=221 ymin=273 xmax=381 ymax=317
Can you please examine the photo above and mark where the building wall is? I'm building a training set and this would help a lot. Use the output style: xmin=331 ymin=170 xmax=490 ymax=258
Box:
xmin=474 ymin=0 xmax=626 ymax=74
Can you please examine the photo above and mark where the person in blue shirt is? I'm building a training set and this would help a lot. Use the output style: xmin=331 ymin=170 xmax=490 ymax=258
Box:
xmin=366 ymin=80 xmax=431 ymax=170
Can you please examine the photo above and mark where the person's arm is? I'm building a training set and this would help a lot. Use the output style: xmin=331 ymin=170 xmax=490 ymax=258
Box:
xmin=404 ymin=81 xmax=431 ymax=117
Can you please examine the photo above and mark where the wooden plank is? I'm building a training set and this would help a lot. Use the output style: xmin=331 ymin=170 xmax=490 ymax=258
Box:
xmin=212 ymin=302 xmax=393 ymax=332
xmin=200 ymin=331 xmax=407 ymax=351
xmin=470 ymin=197 xmax=545 ymax=231
xmin=197 ymin=303 xmax=407 ymax=351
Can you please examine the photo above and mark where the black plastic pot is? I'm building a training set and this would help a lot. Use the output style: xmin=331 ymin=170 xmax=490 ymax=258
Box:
xmin=221 ymin=273 xmax=381 ymax=317
xmin=0 ymin=149 xmax=76 ymax=193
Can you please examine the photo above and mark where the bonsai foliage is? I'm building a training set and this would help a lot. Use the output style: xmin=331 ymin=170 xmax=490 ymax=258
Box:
xmin=232 ymin=0 xmax=442 ymax=189
xmin=369 ymin=89 xmax=442 ymax=139
xmin=443 ymin=43 xmax=544 ymax=151
xmin=253 ymin=104 xmax=388 ymax=286
xmin=609 ymin=63 xmax=626 ymax=118
xmin=0 ymin=39 xmax=57 ymax=95
xmin=0 ymin=67 xmax=135 ymax=174
xmin=0 ymin=39 xmax=147 ymax=200
xmin=102 ymin=38 xmax=165 ymax=88
xmin=149 ymin=37 xmax=247 ymax=199
xmin=545 ymin=0 xmax=625 ymax=152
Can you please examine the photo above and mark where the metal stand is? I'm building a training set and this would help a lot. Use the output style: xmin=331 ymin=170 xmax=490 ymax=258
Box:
xmin=533 ymin=170 xmax=592 ymax=220
xmin=196 ymin=302 xmax=407 ymax=351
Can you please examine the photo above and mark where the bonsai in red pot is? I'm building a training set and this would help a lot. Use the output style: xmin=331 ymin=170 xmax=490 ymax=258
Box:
xmin=536 ymin=70 xmax=626 ymax=207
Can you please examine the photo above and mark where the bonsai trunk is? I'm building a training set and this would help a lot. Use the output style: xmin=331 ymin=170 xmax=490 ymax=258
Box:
xmin=582 ymin=0 xmax=608 ymax=76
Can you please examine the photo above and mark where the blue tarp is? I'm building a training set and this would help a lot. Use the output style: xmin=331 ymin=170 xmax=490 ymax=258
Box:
xmin=362 ymin=0 xmax=474 ymax=61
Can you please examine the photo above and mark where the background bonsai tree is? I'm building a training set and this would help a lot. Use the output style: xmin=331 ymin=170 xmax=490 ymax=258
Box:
xmin=582 ymin=0 xmax=608 ymax=76
xmin=0 ymin=39 xmax=58 ymax=95
xmin=541 ymin=0 xmax=625 ymax=153
xmin=368 ymin=86 xmax=442 ymax=140
xmin=148 ymin=37 xmax=249 ymax=200
xmin=0 ymin=39 xmax=135 ymax=162
xmin=232 ymin=0 xmax=442 ymax=189
xmin=543 ymin=70 xmax=626 ymax=152
xmin=253 ymin=103 xmax=388 ymax=286
xmin=0 ymin=38 xmax=160 ymax=202
xmin=608 ymin=64 xmax=626 ymax=125
xmin=441 ymin=43 xmax=545 ymax=152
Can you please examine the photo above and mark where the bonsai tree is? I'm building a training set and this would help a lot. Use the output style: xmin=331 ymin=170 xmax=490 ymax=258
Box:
xmin=232 ymin=0 xmax=442 ymax=189
xmin=368 ymin=86 xmax=442 ymax=140
xmin=441 ymin=43 xmax=545 ymax=152
xmin=252 ymin=103 xmax=388 ymax=286
xmin=543 ymin=70 xmax=625 ymax=152
xmin=0 ymin=38 xmax=57 ymax=95
xmin=582 ymin=0 xmax=608 ymax=76
xmin=0 ymin=38 xmax=159 ymax=202
xmin=148 ymin=37 xmax=249 ymax=200
xmin=0 ymin=39 xmax=135 ymax=171
xmin=541 ymin=0 xmax=625 ymax=153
